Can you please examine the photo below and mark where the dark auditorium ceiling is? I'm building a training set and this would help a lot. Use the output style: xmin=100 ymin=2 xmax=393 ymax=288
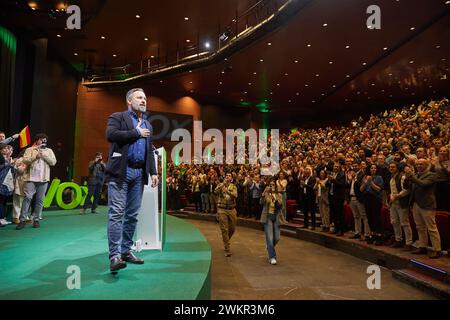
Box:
xmin=1 ymin=0 xmax=450 ymax=125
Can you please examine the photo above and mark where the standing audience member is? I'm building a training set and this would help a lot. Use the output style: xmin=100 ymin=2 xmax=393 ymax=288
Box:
xmin=314 ymin=170 xmax=330 ymax=231
xmin=299 ymin=166 xmax=316 ymax=230
xmin=0 ymin=131 xmax=19 ymax=145
xmin=16 ymin=133 xmax=56 ymax=230
xmin=388 ymin=162 xmax=412 ymax=250
xmin=405 ymin=158 xmax=442 ymax=258
xmin=347 ymin=162 xmax=370 ymax=240
xmin=361 ymin=164 xmax=384 ymax=245
xmin=0 ymin=153 xmax=15 ymax=226
xmin=328 ymin=163 xmax=346 ymax=236
xmin=12 ymin=156 xmax=27 ymax=224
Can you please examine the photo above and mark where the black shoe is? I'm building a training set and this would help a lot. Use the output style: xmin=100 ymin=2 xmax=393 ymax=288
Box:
xmin=110 ymin=257 xmax=127 ymax=272
xmin=16 ymin=221 xmax=26 ymax=230
xmin=366 ymin=236 xmax=375 ymax=244
xmin=121 ymin=251 xmax=144 ymax=264
xmin=33 ymin=220 xmax=40 ymax=228
xmin=350 ymin=234 xmax=361 ymax=239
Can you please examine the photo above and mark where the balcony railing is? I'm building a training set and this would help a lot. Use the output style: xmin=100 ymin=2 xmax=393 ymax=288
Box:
xmin=83 ymin=0 xmax=289 ymax=84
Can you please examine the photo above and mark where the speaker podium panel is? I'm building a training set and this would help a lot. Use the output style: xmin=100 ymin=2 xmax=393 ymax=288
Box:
xmin=133 ymin=147 xmax=167 ymax=251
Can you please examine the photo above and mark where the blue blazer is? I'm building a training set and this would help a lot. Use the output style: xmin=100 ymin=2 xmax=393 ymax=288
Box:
xmin=105 ymin=111 xmax=157 ymax=185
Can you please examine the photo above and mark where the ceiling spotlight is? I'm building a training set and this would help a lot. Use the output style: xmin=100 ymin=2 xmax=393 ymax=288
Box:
xmin=248 ymin=82 xmax=252 ymax=85
xmin=205 ymin=42 xmax=211 ymax=49
xmin=150 ymin=55 xmax=155 ymax=58
xmin=56 ymin=34 xmax=61 ymax=38
xmin=276 ymin=83 xmax=280 ymax=86
xmin=329 ymin=61 xmax=333 ymax=64
xmin=409 ymin=60 xmax=414 ymax=64
xmin=362 ymin=62 xmax=367 ymax=66
xmin=294 ymin=60 xmax=299 ymax=63
xmin=388 ymin=73 xmax=393 ymax=76
xmin=436 ymin=45 xmax=440 ymax=49
xmin=112 ymin=54 xmax=117 ymax=57
xmin=144 ymin=37 xmax=149 ymax=41
xmin=217 ymin=91 xmax=221 ymax=94
xmin=219 ymin=81 xmax=222 ymax=85
xmin=322 ymin=23 xmax=328 ymax=27
xmin=184 ymin=17 xmax=189 ymax=21
xmin=305 ymin=84 xmax=309 ymax=87
xmin=101 ymin=36 xmax=106 ymax=40
xmin=73 ymin=52 xmax=78 ymax=56
xmin=244 ymin=91 xmax=248 ymax=94
xmin=160 ymin=80 xmax=163 ymax=83
xmin=284 ymin=73 xmax=288 ymax=76
xmin=296 ymin=92 xmax=299 ymax=95
xmin=346 ymin=74 xmax=350 ymax=78
xmin=267 ymin=42 xmax=272 ymax=46
xmin=288 ymin=100 xmax=292 ymax=103
xmin=186 ymin=39 xmax=190 ymax=43
xmin=253 ymin=72 xmax=257 ymax=75
xmin=260 ymin=59 xmax=264 ymax=62
xmin=315 ymin=74 xmax=320 ymax=77
xmin=136 ymin=14 xmax=141 ymax=18
xmin=270 ymin=92 xmax=273 ymax=95
xmin=410 ymin=26 xmax=415 ymax=31
xmin=189 ymin=81 xmax=193 ymax=84
xmin=312 ymin=100 xmax=316 ymax=103
xmin=371 ymin=83 xmax=375 ymax=86
xmin=307 ymin=44 xmax=312 ymax=47
xmin=345 ymin=45 xmax=350 ymax=49
xmin=189 ymin=70 xmax=192 ymax=73
xmin=332 ymin=85 xmax=336 ymax=88
xmin=383 ymin=47 xmax=388 ymax=50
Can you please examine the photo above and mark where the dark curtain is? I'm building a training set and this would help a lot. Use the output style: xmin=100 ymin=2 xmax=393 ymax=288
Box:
xmin=0 ymin=25 xmax=16 ymax=133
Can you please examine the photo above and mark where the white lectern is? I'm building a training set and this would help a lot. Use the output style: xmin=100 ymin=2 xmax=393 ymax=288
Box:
xmin=133 ymin=147 xmax=167 ymax=251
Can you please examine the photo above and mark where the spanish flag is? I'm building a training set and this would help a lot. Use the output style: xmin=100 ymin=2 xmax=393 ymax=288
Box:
xmin=19 ymin=126 xmax=31 ymax=149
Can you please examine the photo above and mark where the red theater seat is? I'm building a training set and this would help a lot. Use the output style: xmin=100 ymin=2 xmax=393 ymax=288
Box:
xmin=343 ymin=204 xmax=354 ymax=229
xmin=286 ymin=200 xmax=298 ymax=215
xmin=380 ymin=206 xmax=393 ymax=232
xmin=435 ymin=211 xmax=450 ymax=249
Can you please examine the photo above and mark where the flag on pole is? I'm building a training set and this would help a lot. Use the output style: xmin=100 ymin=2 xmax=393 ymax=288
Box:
xmin=19 ymin=126 xmax=31 ymax=149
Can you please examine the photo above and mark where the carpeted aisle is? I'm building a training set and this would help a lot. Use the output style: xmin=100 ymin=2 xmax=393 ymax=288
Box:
xmin=0 ymin=207 xmax=211 ymax=300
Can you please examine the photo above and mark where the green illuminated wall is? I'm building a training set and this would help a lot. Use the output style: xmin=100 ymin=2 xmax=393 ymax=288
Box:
xmin=0 ymin=25 xmax=17 ymax=54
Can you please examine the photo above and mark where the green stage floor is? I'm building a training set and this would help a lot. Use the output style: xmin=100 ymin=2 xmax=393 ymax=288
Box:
xmin=0 ymin=207 xmax=211 ymax=300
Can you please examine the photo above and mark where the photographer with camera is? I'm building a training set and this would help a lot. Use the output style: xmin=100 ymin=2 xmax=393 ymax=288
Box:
xmin=16 ymin=133 xmax=56 ymax=230
xmin=80 ymin=152 xmax=105 ymax=214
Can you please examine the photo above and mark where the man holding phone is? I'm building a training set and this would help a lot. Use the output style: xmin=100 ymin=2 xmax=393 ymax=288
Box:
xmin=16 ymin=133 xmax=57 ymax=230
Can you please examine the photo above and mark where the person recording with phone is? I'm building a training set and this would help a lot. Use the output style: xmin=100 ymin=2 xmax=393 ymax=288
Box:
xmin=80 ymin=152 xmax=105 ymax=214
xmin=260 ymin=179 xmax=286 ymax=265
xmin=16 ymin=133 xmax=56 ymax=230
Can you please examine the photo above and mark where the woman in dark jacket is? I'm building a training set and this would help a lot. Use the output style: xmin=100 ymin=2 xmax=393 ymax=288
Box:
xmin=360 ymin=164 xmax=384 ymax=245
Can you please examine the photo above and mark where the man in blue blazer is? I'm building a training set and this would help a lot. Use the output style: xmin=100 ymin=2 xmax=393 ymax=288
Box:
xmin=105 ymin=88 xmax=158 ymax=272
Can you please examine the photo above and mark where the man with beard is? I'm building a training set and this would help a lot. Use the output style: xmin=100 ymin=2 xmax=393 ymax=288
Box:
xmin=105 ymin=88 xmax=159 ymax=273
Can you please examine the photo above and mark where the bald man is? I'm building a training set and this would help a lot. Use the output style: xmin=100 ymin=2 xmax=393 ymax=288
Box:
xmin=405 ymin=158 xmax=441 ymax=259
